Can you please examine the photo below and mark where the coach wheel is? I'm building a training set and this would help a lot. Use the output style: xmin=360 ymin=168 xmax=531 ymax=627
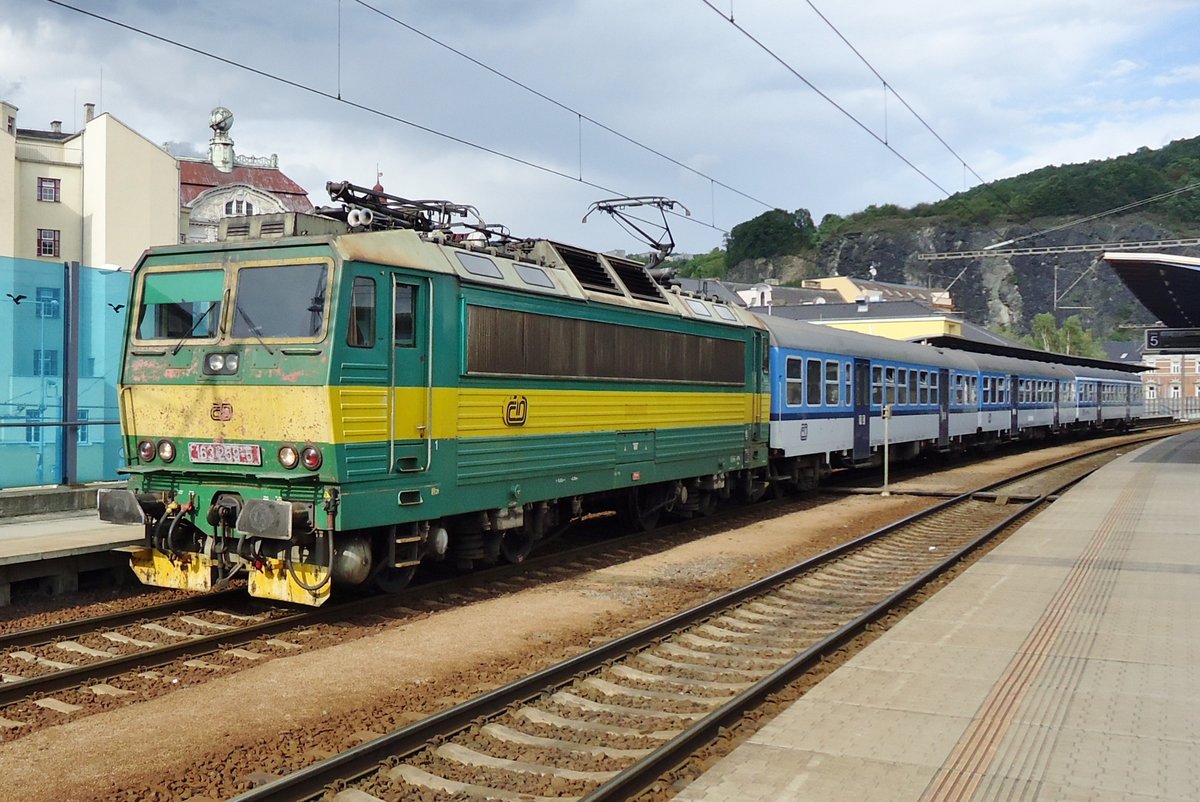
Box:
xmin=499 ymin=529 xmax=536 ymax=564
xmin=374 ymin=534 xmax=421 ymax=594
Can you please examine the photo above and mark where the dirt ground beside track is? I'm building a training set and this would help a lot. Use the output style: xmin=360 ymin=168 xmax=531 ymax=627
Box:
xmin=0 ymin=440 xmax=1142 ymax=801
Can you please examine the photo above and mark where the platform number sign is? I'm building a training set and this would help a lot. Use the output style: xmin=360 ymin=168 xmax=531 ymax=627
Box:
xmin=1145 ymin=327 xmax=1200 ymax=354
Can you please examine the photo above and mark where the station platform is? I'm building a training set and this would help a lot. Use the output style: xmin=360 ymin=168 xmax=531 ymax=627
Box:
xmin=677 ymin=431 xmax=1200 ymax=802
xmin=0 ymin=486 xmax=140 ymax=606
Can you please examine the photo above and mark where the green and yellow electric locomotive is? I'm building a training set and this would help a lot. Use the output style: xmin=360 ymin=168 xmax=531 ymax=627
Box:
xmin=100 ymin=185 xmax=770 ymax=605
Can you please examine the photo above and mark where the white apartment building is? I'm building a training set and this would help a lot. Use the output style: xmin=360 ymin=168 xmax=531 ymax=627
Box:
xmin=1 ymin=100 xmax=179 ymax=270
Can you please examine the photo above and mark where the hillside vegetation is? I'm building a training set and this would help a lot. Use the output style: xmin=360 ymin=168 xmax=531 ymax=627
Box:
xmin=674 ymin=134 xmax=1200 ymax=344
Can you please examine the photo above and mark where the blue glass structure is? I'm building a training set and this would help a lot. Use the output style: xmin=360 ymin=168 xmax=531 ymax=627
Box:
xmin=0 ymin=256 xmax=129 ymax=488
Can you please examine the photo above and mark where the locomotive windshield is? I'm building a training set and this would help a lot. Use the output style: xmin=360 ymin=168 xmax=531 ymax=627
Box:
xmin=136 ymin=269 xmax=224 ymax=341
xmin=231 ymin=262 xmax=329 ymax=340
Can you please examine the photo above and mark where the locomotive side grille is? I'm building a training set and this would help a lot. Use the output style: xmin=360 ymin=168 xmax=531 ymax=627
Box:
xmin=607 ymin=257 xmax=667 ymax=303
xmin=555 ymin=244 xmax=623 ymax=295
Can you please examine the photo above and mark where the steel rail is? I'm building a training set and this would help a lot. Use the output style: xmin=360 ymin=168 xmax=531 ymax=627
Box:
xmin=230 ymin=434 xmax=1153 ymax=801
xmin=0 ymin=589 xmax=247 ymax=651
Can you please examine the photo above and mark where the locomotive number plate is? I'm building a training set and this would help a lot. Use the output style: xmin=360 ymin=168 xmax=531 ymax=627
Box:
xmin=188 ymin=442 xmax=263 ymax=466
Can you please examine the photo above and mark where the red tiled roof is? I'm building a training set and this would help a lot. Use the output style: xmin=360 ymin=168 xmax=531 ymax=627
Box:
xmin=180 ymin=159 xmax=313 ymax=212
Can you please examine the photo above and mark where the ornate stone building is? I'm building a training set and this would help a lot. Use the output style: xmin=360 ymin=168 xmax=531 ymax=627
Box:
xmin=178 ymin=107 xmax=313 ymax=243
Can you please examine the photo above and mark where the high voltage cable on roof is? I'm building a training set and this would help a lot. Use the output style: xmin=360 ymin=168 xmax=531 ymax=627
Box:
xmin=41 ymin=0 xmax=768 ymax=238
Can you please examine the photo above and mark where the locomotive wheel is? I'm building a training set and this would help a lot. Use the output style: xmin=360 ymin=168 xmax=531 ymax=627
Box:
xmin=619 ymin=486 xmax=663 ymax=532
xmin=695 ymin=490 xmax=719 ymax=517
xmin=374 ymin=536 xmax=420 ymax=594
xmin=499 ymin=529 xmax=535 ymax=564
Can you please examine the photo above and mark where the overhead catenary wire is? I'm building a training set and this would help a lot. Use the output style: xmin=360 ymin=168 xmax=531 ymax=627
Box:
xmin=699 ymin=0 xmax=955 ymax=199
xmin=41 ymin=0 xmax=742 ymax=237
xmin=351 ymin=0 xmax=780 ymax=213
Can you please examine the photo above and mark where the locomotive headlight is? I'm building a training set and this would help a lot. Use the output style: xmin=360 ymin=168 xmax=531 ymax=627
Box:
xmin=278 ymin=445 xmax=299 ymax=469
xmin=138 ymin=440 xmax=156 ymax=462
xmin=300 ymin=446 xmax=323 ymax=471
xmin=157 ymin=440 xmax=176 ymax=463
xmin=203 ymin=352 xmax=241 ymax=375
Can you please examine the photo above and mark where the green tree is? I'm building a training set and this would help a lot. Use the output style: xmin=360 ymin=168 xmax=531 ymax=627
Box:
xmin=673 ymin=249 xmax=727 ymax=278
xmin=725 ymin=208 xmax=816 ymax=268
xmin=1021 ymin=313 xmax=1106 ymax=358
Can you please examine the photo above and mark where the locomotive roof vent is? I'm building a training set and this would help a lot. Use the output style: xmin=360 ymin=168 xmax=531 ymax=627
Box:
xmin=553 ymin=243 xmax=624 ymax=296
xmin=219 ymin=213 xmax=349 ymax=241
xmin=604 ymin=255 xmax=668 ymax=304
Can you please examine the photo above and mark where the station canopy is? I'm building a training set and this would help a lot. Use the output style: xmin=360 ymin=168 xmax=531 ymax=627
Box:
xmin=1103 ymin=252 xmax=1200 ymax=327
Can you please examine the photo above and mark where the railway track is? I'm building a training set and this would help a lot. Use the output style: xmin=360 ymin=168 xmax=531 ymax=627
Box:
xmin=230 ymin=439 xmax=1143 ymax=802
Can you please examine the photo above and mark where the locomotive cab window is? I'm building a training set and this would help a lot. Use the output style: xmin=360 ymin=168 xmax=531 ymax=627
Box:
xmin=347 ymin=277 xmax=376 ymax=348
xmin=232 ymin=262 xmax=328 ymax=340
xmin=136 ymin=269 xmax=224 ymax=341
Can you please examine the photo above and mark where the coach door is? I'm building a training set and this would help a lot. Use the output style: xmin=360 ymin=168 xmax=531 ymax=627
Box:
xmin=937 ymin=368 xmax=950 ymax=447
xmin=390 ymin=275 xmax=432 ymax=473
xmin=1009 ymin=373 xmax=1019 ymax=436
xmin=853 ymin=358 xmax=870 ymax=462
xmin=1053 ymin=380 xmax=1061 ymax=429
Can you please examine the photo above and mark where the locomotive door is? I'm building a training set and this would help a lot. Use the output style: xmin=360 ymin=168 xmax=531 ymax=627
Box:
xmin=390 ymin=275 xmax=433 ymax=473
xmin=937 ymin=368 xmax=950 ymax=448
xmin=852 ymin=359 xmax=870 ymax=462
xmin=1009 ymin=373 xmax=1019 ymax=436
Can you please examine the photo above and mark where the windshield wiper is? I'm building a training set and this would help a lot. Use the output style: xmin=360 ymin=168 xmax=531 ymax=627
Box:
xmin=236 ymin=304 xmax=275 ymax=355
xmin=171 ymin=301 xmax=220 ymax=355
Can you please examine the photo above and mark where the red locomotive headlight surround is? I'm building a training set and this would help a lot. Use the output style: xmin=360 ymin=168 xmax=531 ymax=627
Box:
xmin=278 ymin=445 xmax=299 ymax=469
xmin=138 ymin=440 xmax=156 ymax=462
xmin=300 ymin=445 xmax=322 ymax=471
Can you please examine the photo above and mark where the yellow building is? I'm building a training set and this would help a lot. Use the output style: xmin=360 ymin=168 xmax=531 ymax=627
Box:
xmin=0 ymin=100 xmax=179 ymax=270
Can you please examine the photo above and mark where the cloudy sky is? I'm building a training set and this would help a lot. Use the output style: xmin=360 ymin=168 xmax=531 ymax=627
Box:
xmin=3 ymin=0 xmax=1200 ymax=255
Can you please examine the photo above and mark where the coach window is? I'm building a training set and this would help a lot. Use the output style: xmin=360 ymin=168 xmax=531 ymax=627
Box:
xmin=897 ymin=368 xmax=908 ymax=405
xmin=347 ymin=277 xmax=375 ymax=348
xmin=786 ymin=357 xmax=803 ymax=405
xmin=394 ymin=284 xmax=416 ymax=347
xmin=953 ymin=373 xmax=966 ymax=406
xmin=982 ymin=377 xmax=992 ymax=405
xmin=885 ymin=367 xmax=897 ymax=405
xmin=844 ymin=362 xmax=852 ymax=405
xmin=825 ymin=361 xmax=840 ymax=405
xmin=871 ymin=366 xmax=883 ymax=406
xmin=907 ymin=370 xmax=917 ymax=405
xmin=806 ymin=358 xmax=822 ymax=406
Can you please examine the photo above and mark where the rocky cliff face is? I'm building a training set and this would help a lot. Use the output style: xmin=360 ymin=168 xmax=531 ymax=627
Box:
xmin=743 ymin=215 xmax=1197 ymax=337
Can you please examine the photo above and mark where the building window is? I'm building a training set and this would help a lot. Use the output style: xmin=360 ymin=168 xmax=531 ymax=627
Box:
xmin=33 ymin=349 xmax=58 ymax=377
xmin=25 ymin=409 xmax=41 ymax=443
xmin=37 ymin=228 xmax=60 ymax=257
xmin=35 ymin=287 xmax=60 ymax=319
xmin=77 ymin=409 xmax=90 ymax=444
xmin=6 ymin=115 xmax=13 ymax=135
xmin=1170 ymin=384 xmax=1181 ymax=399
xmin=37 ymin=177 xmax=61 ymax=202
xmin=223 ymin=199 xmax=255 ymax=216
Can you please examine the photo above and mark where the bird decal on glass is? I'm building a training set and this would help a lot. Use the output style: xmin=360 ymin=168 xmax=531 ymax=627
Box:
xmin=6 ymin=293 xmax=26 ymax=304
xmin=108 ymin=303 xmax=125 ymax=313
